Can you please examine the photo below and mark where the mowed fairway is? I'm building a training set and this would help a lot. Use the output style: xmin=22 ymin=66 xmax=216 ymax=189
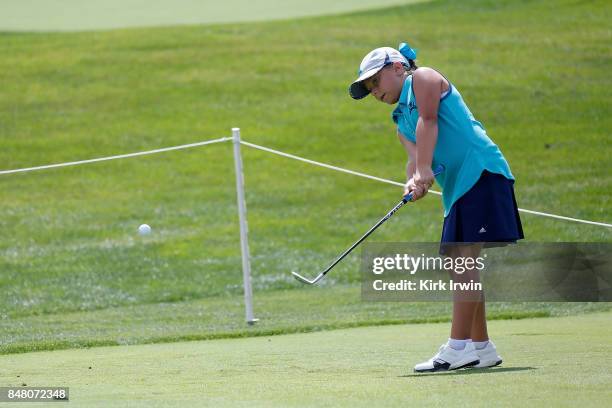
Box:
xmin=0 ymin=0 xmax=426 ymax=32
xmin=1 ymin=312 xmax=611 ymax=407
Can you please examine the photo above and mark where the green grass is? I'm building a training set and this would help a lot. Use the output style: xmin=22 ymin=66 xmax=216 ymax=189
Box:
xmin=1 ymin=311 xmax=611 ymax=407
xmin=0 ymin=0 xmax=427 ymax=32
xmin=0 ymin=0 xmax=611 ymax=357
xmin=2 ymin=285 xmax=609 ymax=355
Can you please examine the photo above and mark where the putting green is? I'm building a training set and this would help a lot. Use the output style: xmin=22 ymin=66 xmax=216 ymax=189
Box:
xmin=0 ymin=0 xmax=427 ymax=32
xmin=1 ymin=311 xmax=610 ymax=406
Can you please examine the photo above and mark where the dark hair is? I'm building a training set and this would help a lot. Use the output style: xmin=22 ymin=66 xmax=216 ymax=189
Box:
xmin=407 ymin=59 xmax=418 ymax=70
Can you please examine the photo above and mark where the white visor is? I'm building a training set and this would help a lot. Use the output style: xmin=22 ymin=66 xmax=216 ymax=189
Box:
xmin=349 ymin=47 xmax=409 ymax=99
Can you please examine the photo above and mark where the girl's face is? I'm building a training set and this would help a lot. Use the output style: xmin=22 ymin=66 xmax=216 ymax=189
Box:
xmin=363 ymin=62 xmax=407 ymax=104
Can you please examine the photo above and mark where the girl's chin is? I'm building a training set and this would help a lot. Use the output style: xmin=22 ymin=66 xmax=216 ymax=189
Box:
xmin=376 ymin=93 xmax=398 ymax=104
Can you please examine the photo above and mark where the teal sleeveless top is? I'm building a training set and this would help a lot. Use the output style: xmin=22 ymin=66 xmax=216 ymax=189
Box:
xmin=392 ymin=74 xmax=514 ymax=217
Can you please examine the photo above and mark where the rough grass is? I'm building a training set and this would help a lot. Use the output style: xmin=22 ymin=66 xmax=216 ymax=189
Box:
xmin=0 ymin=0 xmax=610 ymax=355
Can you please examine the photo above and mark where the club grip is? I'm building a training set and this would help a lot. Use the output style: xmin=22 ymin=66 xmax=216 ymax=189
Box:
xmin=403 ymin=164 xmax=445 ymax=202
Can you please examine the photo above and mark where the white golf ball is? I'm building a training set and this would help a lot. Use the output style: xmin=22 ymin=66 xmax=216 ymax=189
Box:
xmin=138 ymin=224 xmax=151 ymax=236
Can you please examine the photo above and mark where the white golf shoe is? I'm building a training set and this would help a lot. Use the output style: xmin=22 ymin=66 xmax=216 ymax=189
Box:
xmin=414 ymin=341 xmax=480 ymax=373
xmin=471 ymin=341 xmax=503 ymax=368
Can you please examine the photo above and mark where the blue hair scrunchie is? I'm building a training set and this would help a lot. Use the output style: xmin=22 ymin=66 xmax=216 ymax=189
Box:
xmin=398 ymin=42 xmax=417 ymax=60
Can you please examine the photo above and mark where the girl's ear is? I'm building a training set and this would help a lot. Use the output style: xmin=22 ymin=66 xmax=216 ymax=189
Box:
xmin=393 ymin=61 xmax=406 ymax=75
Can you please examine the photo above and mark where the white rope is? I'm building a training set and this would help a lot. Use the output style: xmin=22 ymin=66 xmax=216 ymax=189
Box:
xmin=0 ymin=135 xmax=609 ymax=228
xmin=0 ymin=136 xmax=232 ymax=175
xmin=514 ymin=209 xmax=612 ymax=228
xmin=240 ymin=140 xmax=612 ymax=229
xmin=240 ymin=140 xmax=441 ymax=195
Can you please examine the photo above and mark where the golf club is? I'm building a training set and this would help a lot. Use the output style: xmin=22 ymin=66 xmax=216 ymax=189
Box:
xmin=292 ymin=164 xmax=445 ymax=285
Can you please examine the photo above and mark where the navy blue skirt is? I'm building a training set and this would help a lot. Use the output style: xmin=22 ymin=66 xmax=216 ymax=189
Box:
xmin=440 ymin=170 xmax=524 ymax=254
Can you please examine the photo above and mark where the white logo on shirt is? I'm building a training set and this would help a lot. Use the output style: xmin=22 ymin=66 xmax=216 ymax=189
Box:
xmin=478 ymin=227 xmax=487 ymax=234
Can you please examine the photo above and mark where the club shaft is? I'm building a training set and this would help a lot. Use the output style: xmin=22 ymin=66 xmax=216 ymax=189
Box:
xmin=318 ymin=199 xmax=408 ymax=278
xmin=293 ymin=164 xmax=444 ymax=284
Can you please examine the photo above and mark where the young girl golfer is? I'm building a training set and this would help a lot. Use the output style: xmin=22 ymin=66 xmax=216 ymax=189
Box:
xmin=349 ymin=43 xmax=524 ymax=372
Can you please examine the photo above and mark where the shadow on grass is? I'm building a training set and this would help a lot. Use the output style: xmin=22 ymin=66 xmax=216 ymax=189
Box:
xmin=399 ymin=366 xmax=536 ymax=378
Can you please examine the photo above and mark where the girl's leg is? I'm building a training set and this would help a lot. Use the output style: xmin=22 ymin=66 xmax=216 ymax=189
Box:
xmin=448 ymin=243 xmax=484 ymax=341
xmin=413 ymin=243 xmax=485 ymax=372
xmin=414 ymin=243 xmax=494 ymax=372
xmin=470 ymin=294 xmax=489 ymax=342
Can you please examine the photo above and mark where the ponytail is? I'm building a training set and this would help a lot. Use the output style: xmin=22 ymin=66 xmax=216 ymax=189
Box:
xmin=398 ymin=42 xmax=418 ymax=71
